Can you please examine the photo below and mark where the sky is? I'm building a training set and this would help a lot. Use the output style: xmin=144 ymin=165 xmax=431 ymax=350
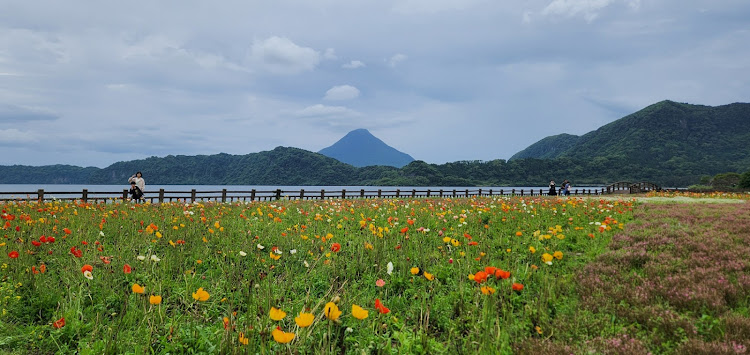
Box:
xmin=1 ymin=0 xmax=749 ymax=168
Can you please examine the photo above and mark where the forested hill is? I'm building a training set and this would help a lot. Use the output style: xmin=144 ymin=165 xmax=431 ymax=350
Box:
xmin=510 ymin=100 xmax=750 ymax=177
xmin=2 ymin=101 xmax=749 ymax=187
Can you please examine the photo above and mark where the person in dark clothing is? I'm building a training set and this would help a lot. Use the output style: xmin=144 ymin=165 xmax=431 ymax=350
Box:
xmin=129 ymin=181 xmax=144 ymax=202
xmin=548 ymin=180 xmax=557 ymax=196
xmin=562 ymin=180 xmax=571 ymax=196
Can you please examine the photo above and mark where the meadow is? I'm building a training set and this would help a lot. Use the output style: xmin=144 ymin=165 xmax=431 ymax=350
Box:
xmin=0 ymin=192 xmax=748 ymax=354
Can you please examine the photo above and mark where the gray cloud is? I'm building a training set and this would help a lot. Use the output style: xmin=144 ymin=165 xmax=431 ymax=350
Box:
xmin=0 ymin=0 xmax=747 ymax=168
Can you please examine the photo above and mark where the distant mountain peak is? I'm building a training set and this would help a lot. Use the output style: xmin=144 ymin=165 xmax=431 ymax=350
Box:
xmin=319 ymin=129 xmax=415 ymax=168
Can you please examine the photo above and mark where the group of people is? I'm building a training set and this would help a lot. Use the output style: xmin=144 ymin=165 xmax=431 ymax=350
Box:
xmin=128 ymin=172 xmax=146 ymax=202
xmin=548 ymin=179 xmax=571 ymax=196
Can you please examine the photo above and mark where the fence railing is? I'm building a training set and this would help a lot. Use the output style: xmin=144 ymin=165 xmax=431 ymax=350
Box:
xmin=0 ymin=187 xmax=614 ymax=204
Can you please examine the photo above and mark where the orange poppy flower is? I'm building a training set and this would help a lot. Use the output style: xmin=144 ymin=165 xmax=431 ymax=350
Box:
xmin=330 ymin=243 xmax=341 ymax=252
xmin=271 ymin=326 xmax=295 ymax=343
xmin=512 ymin=283 xmax=524 ymax=291
xmin=123 ymin=264 xmax=132 ymax=274
xmin=81 ymin=264 xmax=93 ymax=273
xmin=374 ymin=299 xmax=390 ymax=314
xmin=494 ymin=269 xmax=511 ymax=280
xmin=473 ymin=271 xmax=488 ymax=283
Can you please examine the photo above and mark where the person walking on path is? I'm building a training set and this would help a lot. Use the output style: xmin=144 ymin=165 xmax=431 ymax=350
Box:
xmin=128 ymin=172 xmax=145 ymax=193
xmin=548 ymin=180 xmax=557 ymax=196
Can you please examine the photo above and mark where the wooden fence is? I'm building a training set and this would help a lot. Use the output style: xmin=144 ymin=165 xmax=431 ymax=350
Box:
xmin=0 ymin=187 xmax=615 ymax=204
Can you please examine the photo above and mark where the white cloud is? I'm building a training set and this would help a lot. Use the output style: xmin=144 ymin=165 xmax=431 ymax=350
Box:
xmin=324 ymin=48 xmax=337 ymax=60
xmin=542 ymin=0 xmax=616 ymax=22
xmin=295 ymin=104 xmax=361 ymax=118
xmin=342 ymin=60 xmax=365 ymax=69
xmin=247 ymin=36 xmax=320 ymax=75
xmin=388 ymin=54 xmax=408 ymax=67
xmin=0 ymin=129 xmax=36 ymax=144
xmin=324 ymin=85 xmax=360 ymax=101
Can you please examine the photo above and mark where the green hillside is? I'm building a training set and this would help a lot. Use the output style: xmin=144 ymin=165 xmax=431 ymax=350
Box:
xmin=510 ymin=134 xmax=580 ymax=160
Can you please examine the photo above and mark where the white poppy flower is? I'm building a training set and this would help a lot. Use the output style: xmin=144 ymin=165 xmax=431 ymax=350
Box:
xmin=239 ymin=251 xmax=247 ymax=257
xmin=137 ymin=255 xmax=146 ymax=261
xmin=257 ymin=244 xmax=265 ymax=250
xmin=83 ymin=270 xmax=93 ymax=280
xmin=150 ymin=255 xmax=160 ymax=262
xmin=387 ymin=262 xmax=394 ymax=275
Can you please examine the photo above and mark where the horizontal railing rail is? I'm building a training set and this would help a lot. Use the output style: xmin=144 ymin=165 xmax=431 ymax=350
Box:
xmin=0 ymin=187 xmax=626 ymax=204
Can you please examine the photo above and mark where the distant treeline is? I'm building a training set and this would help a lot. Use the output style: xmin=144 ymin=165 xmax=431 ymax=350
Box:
xmin=2 ymin=147 xmax=748 ymax=187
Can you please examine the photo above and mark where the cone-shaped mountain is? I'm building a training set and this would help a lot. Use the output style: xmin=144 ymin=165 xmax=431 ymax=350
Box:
xmin=318 ymin=129 xmax=415 ymax=168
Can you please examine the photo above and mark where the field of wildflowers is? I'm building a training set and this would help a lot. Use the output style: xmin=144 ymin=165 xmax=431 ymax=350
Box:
xmin=0 ymin=194 xmax=747 ymax=354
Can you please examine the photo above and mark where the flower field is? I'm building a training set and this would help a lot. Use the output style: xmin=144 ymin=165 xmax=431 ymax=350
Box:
xmin=0 ymin=194 xmax=748 ymax=354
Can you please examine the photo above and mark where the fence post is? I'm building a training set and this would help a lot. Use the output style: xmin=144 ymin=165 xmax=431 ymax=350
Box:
xmin=275 ymin=189 xmax=281 ymax=200
xmin=500 ymin=189 xmax=504 ymax=195
xmin=122 ymin=189 xmax=128 ymax=201
xmin=378 ymin=189 xmax=382 ymax=198
xmin=321 ymin=189 xmax=325 ymax=199
xmin=250 ymin=189 xmax=256 ymax=201
xmin=159 ymin=189 xmax=165 ymax=203
xmin=300 ymin=189 xmax=305 ymax=200
xmin=191 ymin=189 xmax=197 ymax=203
xmin=37 ymin=189 xmax=44 ymax=203
xmin=478 ymin=188 xmax=482 ymax=196
xmin=489 ymin=189 xmax=493 ymax=196
xmin=411 ymin=189 xmax=416 ymax=198
xmin=360 ymin=189 xmax=365 ymax=198
xmin=342 ymin=189 xmax=346 ymax=199
xmin=396 ymin=189 xmax=400 ymax=198
xmin=465 ymin=189 xmax=469 ymax=197
xmin=427 ymin=189 xmax=431 ymax=197
xmin=440 ymin=189 xmax=444 ymax=197
xmin=521 ymin=189 xmax=524 ymax=196
xmin=221 ymin=189 xmax=228 ymax=203
xmin=512 ymin=189 xmax=515 ymax=195
xmin=452 ymin=189 xmax=456 ymax=197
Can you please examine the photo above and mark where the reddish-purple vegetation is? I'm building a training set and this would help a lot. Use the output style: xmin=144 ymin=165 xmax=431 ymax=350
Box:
xmin=520 ymin=202 xmax=750 ymax=353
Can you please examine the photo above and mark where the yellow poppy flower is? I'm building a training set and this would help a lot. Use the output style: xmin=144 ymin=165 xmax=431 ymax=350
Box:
xmin=132 ymin=283 xmax=145 ymax=294
xmin=323 ymin=302 xmax=342 ymax=321
xmin=541 ymin=253 xmax=553 ymax=263
xmin=423 ymin=272 xmax=434 ymax=281
xmin=351 ymin=304 xmax=369 ymax=320
xmin=481 ymin=286 xmax=496 ymax=295
xmin=295 ymin=312 xmax=314 ymax=327
xmin=529 ymin=246 xmax=536 ymax=253
xmin=410 ymin=267 xmax=420 ymax=275
xmin=269 ymin=307 xmax=286 ymax=321
xmin=192 ymin=287 xmax=210 ymax=301
xmin=271 ymin=327 xmax=295 ymax=344
xmin=269 ymin=252 xmax=281 ymax=260
xmin=553 ymin=251 xmax=563 ymax=260
xmin=239 ymin=332 xmax=249 ymax=345
xmin=149 ymin=295 xmax=162 ymax=305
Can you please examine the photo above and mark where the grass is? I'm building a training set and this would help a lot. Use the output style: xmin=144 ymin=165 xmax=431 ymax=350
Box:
xmin=0 ymin=193 xmax=748 ymax=354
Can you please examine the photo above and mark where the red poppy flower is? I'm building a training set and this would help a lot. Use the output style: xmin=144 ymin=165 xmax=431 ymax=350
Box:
xmin=468 ymin=241 xmax=478 ymax=246
xmin=464 ymin=233 xmax=472 ymax=239
xmin=63 ymin=228 xmax=71 ymax=235
xmin=40 ymin=264 xmax=47 ymax=273
xmin=484 ymin=266 xmax=497 ymax=275
xmin=31 ymin=240 xmax=41 ymax=247
xmin=400 ymin=227 xmax=409 ymax=233
xmin=70 ymin=247 xmax=82 ymax=258
xmin=330 ymin=243 xmax=341 ymax=252
xmin=99 ymin=256 xmax=111 ymax=264
xmin=494 ymin=269 xmax=511 ymax=280
xmin=512 ymin=283 xmax=524 ymax=291
xmin=81 ymin=264 xmax=93 ymax=273
xmin=123 ymin=264 xmax=132 ymax=274
xmin=8 ymin=251 xmax=19 ymax=259
xmin=32 ymin=266 xmax=39 ymax=274
xmin=52 ymin=317 xmax=65 ymax=329
xmin=47 ymin=237 xmax=55 ymax=243
xmin=40 ymin=236 xmax=47 ymax=243
xmin=375 ymin=299 xmax=390 ymax=314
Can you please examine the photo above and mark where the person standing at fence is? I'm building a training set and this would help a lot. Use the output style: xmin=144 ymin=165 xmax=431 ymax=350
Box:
xmin=128 ymin=172 xmax=145 ymax=193
xmin=548 ymin=180 xmax=557 ymax=196
xmin=562 ymin=180 xmax=571 ymax=196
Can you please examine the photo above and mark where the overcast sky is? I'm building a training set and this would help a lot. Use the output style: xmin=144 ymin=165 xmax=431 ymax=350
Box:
xmin=1 ymin=0 xmax=748 ymax=168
